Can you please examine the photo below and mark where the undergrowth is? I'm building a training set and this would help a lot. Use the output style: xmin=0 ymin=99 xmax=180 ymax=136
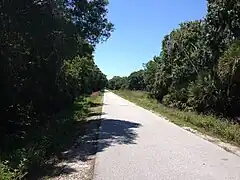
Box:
xmin=0 ymin=93 xmax=103 ymax=179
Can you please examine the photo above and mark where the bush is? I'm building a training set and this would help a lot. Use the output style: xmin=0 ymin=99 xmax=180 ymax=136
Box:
xmin=0 ymin=162 xmax=17 ymax=180
xmin=187 ymin=72 xmax=218 ymax=113
xmin=218 ymin=40 xmax=240 ymax=84
xmin=162 ymin=88 xmax=188 ymax=109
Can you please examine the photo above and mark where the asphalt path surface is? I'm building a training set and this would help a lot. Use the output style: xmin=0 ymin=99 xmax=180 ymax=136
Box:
xmin=93 ymin=91 xmax=240 ymax=180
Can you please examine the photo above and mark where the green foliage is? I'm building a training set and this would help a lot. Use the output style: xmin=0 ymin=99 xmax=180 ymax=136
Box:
xmin=143 ymin=57 xmax=159 ymax=92
xmin=0 ymin=0 xmax=112 ymax=179
xmin=187 ymin=72 xmax=218 ymax=112
xmin=108 ymin=70 xmax=146 ymax=91
xmin=162 ymin=88 xmax=188 ymax=109
xmin=108 ymin=76 xmax=128 ymax=90
xmin=128 ymin=70 xmax=146 ymax=90
xmin=0 ymin=162 xmax=16 ymax=180
xmin=0 ymin=97 xmax=95 ymax=179
xmin=109 ymin=1 xmax=240 ymax=119
xmin=62 ymin=56 xmax=107 ymax=97
xmin=218 ymin=40 xmax=240 ymax=84
xmin=205 ymin=0 xmax=240 ymax=60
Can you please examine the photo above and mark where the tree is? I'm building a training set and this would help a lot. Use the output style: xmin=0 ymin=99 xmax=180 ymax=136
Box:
xmin=0 ymin=0 xmax=112 ymax=176
xmin=128 ymin=70 xmax=146 ymax=90
xmin=0 ymin=0 xmax=113 ymax=125
xmin=205 ymin=0 xmax=240 ymax=65
xmin=143 ymin=57 xmax=159 ymax=92
xmin=108 ymin=76 xmax=128 ymax=90
xmin=110 ymin=0 xmax=240 ymax=117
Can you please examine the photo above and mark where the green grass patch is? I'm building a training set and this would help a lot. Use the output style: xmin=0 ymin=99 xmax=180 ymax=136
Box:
xmin=87 ymin=91 xmax=104 ymax=117
xmin=114 ymin=90 xmax=240 ymax=146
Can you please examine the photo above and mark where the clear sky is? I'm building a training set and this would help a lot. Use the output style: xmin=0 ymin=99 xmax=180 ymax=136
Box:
xmin=94 ymin=0 xmax=207 ymax=79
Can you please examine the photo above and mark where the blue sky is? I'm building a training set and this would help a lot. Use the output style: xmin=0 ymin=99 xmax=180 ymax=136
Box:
xmin=94 ymin=0 xmax=207 ymax=79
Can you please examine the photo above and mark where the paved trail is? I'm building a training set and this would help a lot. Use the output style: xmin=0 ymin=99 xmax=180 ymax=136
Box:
xmin=93 ymin=92 xmax=240 ymax=180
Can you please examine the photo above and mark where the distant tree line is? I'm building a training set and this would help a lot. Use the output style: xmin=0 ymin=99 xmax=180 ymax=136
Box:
xmin=108 ymin=0 xmax=240 ymax=118
xmin=108 ymin=70 xmax=146 ymax=91
xmin=0 ymin=0 xmax=112 ymax=177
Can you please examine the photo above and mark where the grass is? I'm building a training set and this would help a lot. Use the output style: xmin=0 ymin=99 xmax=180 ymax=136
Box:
xmin=87 ymin=91 xmax=104 ymax=117
xmin=0 ymin=92 xmax=104 ymax=180
xmin=114 ymin=90 xmax=240 ymax=147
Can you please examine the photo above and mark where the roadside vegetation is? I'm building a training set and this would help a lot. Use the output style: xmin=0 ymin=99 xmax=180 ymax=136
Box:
xmin=108 ymin=1 xmax=240 ymax=145
xmin=0 ymin=92 xmax=104 ymax=179
xmin=0 ymin=0 xmax=112 ymax=179
xmin=87 ymin=91 xmax=105 ymax=118
xmin=114 ymin=90 xmax=240 ymax=146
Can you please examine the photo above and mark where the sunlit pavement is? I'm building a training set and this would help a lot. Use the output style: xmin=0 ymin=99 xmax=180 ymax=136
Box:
xmin=93 ymin=91 xmax=240 ymax=180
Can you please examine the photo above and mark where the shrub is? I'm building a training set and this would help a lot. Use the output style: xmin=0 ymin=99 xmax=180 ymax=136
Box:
xmin=218 ymin=40 xmax=240 ymax=84
xmin=162 ymin=88 xmax=188 ymax=109
xmin=187 ymin=72 xmax=218 ymax=113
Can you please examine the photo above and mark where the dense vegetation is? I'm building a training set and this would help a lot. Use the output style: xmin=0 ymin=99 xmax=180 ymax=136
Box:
xmin=0 ymin=0 xmax=112 ymax=178
xmin=108 ymin=0 xmax=240 ymax=118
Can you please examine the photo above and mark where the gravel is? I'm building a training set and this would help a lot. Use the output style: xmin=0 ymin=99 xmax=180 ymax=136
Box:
xmin=48 ymin=116 xmax=101 ymax=180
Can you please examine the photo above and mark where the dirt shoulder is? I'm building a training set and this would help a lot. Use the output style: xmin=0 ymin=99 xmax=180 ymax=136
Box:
xmin=47 ymin=93 xmax=103 ymax=180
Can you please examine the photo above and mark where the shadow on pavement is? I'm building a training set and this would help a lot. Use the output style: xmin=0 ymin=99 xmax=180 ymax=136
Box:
xmin=99 ymin=118 xmax=141 ymax=146
xmin=60 ymin=118 xmax=141 ymax=162
xmin=36 ymin=118 xmax=141 ymax=179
